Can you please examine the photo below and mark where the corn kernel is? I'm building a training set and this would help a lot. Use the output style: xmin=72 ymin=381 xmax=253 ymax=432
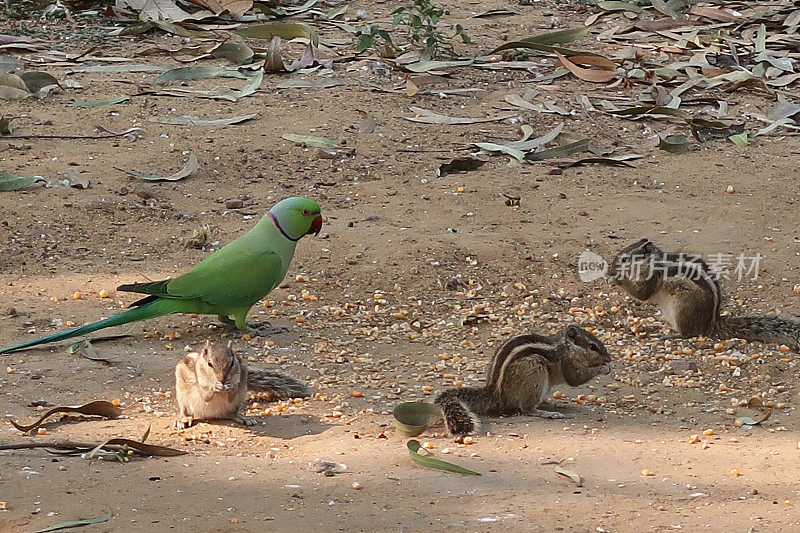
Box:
xmin=295 ymin=317 xmax=306 ymax=323
xmin=688 ymin=434 xmax=700 ymax=444
xmin=730 ymin=469 xmax=740 ymax=476
xmin=703 ymin=428 xmax=715 ymax=436
xmin=351 ymin=391 xmax=364 ymax=398
xmin=111 ymin=399 xmax=121 ymax=407
xmin=72 ymin=291 xmax=83 ymax=300
xmin=352 ymin=482 xmax=363 ymax=490
xmin=422 ymin=441 xmax=434 ymax=449
xmin=37 ymin=428 xmax=47 ymax=435
xmin=641 ymin=468 xmax=652 ymax=476
xmin=462 ymin=436 xmax=474 ymax=445
xmin=98 ymin=289 xmax=110 ymax=298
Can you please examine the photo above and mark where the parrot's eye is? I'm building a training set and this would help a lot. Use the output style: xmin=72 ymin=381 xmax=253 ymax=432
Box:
xmin=301 ymin=208 xmax=310 ymax=216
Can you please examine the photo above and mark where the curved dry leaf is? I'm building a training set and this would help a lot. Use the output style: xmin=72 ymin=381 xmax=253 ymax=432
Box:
xmin=121 ymin=153 xmax=199 ymax=181
xmin=554 ymin=466 xmax=583 ymax=486
xmin=263 ymin=36 xmax=286 ymax=73
xmin=554 ymin=51 xmax=617 ymax=83
xmin=9 ymin=400 xmax=122 ymax=432
xmin=0 ymin=72 xmax=30 ymax=100
xmin=20 ymin=71 xmax=58 ymax=93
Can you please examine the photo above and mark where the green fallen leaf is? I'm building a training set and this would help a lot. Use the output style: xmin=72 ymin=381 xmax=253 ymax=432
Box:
xmin=407 ymin=439 xmax=480 ymax=475
xmin=71 ymin=96 xmax=130 ymax=108
xmin=35 ymin=511 xmax=112 ymax=533
xmin=0 ymin=116 xmax=12 ymax=134
xmin=211 ymin=42 xmax=255 ymax=64
xmin=236 ymin=22 xmax=319 ymax=47
xmin=153 ymin=66 xmax=247 ymax=85
xmin=659 ymin=134 xmax=689 ymax=154
xmin=281 ymin=133 xmax=337 ymax=148
xmin=728 ymin=133 xmax=748 ymax=146
xmin=20 ymin=71 xmax=59 ymax=94
xmin=0 ymin=172 xmax=41 ymax=191
xmin=525 ymin=139 xmax=589 ymax=161
xmin=148 ymin=113 xmax=259 ymax=126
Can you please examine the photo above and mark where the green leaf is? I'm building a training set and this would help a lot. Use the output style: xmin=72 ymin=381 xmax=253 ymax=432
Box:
xmin=522 ymin=26 xmax=588 ymax=45
xmin=407 ymin=439 xmax=480 ymax=475
xmin=236 ymin=23 xmax=319 ymax=47
xmin=659 ymin=134 xmax=689 ymax=154
xmin=525 ymin=139 xmax=590 ymax=161
xmin=35 ymin=511 xmax=112 ymax=532
xmin=728 ymin=133 xmax=749 ymax=146
xmin=19 ymin=71 xmax=59 ymax=94
xmin=148 ymin=113 xmax=259 ymax=127
xmin=211 ymin=42 xmax=255 ymax=65
xmin=70 ymin=96 xmax=130 ymax=108
xmin=356 ymin=34 xmax=374 ymax=52
xmin=153 ymin=66 xmax=246 ymax=85
xmin=0 ymin=172 xmax=41 ymax=191
xmin=597 ymin=1 xmax=643 ymax=13
xmin=281 ymin=133 xmax=337 ymax=148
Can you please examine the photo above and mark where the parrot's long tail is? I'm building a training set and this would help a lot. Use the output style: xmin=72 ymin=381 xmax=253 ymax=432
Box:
xmin=1 ymin=298 xmax=176 ymax=354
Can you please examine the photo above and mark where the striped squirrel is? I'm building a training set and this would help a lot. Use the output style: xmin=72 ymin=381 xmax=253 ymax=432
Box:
xmin=609 ymin=238 xmax=800 ymax=347
xmin=434 ymin=325 xmax=612 ymax=436
xmin=174 ymin=340 xmax=311 ymax=429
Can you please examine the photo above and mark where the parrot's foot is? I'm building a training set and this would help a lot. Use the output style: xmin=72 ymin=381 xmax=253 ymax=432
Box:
xmin=174 ymin=417 xmax=194 ymax=430
xmin=242 ymin=323 xmax=289 ymax=338
xmin=230 ymin=413 xmax=259 ymax=426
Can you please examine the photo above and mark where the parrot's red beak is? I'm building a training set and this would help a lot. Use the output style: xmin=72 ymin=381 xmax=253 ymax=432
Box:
xmin=308 ymin=214 xmax=323 ymax=236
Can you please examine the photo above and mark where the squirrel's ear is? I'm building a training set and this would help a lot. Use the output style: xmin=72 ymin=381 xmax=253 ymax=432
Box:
xmin=565 ymin=325 xmax=580 ymax=339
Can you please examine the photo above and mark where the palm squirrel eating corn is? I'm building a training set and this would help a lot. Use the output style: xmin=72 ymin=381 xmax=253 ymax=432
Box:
xmin=174 ymin=340 xmax=311 ymax=429
xmin=434 ymin=325 xmax=612 ymax=436
xmin=609 ymin=238 xmax=800 ymax=347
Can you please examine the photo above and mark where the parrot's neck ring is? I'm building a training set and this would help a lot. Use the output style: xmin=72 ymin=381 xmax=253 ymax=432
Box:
xmin=269 ymin=212 xmax=300 ymax=242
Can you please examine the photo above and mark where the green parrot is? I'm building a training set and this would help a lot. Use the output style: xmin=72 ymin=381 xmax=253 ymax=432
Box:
xmin=1 ymin=197 xmax=322 ymax=354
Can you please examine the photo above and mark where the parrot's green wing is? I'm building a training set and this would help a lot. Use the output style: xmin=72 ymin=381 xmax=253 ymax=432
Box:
xmin=121 ymin=249 xmax=285 ymax=308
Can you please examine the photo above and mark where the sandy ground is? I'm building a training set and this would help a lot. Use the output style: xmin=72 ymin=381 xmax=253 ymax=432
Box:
xmin=2 ymin=1 xmax=800 ymax=531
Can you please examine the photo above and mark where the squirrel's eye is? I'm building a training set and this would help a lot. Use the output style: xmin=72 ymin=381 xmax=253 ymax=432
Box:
xmin=589 ymin=343 xmax=598 ymax=352
xmin=301 ymin=208 xmax=310 ymax=216
xmin=207 ymin=361 xmax=213 ymax=367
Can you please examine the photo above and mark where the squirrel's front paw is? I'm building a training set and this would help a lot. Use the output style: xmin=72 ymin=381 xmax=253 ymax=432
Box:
xmin=601 ymin=362 xmax=613 ymax=375
xmin=213 ymin=382 xmax=225 ymax=392
xmin=174 ymin=417 xmax=194 ymax=430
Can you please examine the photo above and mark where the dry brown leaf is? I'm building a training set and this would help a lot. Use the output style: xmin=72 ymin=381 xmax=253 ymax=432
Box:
xmin=554 ymin=52 xmax=617 ymax=83
xmin=9 ymin=400 xmax=122 ymax=432
xmin=184 ymin=0 xmax=252 ymax=18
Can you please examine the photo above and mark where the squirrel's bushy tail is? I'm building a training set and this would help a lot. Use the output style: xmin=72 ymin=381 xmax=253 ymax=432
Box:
xmin=247 ymin=370 xmax=312 ymax=400
xmin=713 ymin=315 xmax=800 ymax=348
xmin=434 ymin=387 xmax=490 ymax=436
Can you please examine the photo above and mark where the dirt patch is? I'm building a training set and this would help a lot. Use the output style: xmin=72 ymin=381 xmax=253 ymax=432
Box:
xmin=2 ymin=1 xmax=800 ymax=531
